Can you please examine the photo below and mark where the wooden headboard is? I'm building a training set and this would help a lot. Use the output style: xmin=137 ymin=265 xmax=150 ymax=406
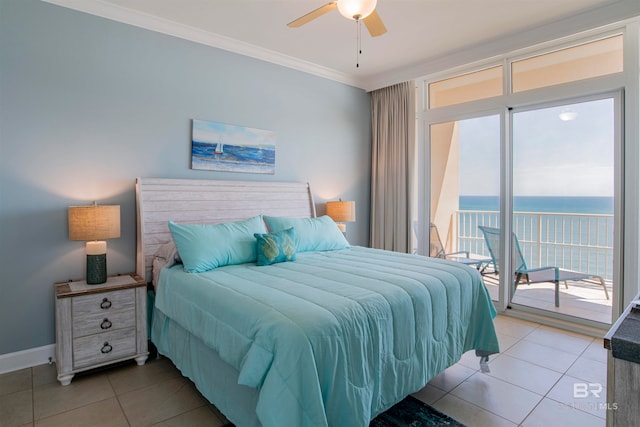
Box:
xmin=136 ymin=177 xmax=317 ymax=283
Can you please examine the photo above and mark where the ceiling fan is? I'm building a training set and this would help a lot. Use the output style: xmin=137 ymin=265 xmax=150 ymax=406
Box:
xmin=287 ymin=0 xmax=387 ymax=37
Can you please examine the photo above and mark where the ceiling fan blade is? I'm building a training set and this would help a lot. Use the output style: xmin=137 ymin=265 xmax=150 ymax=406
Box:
xmin=287 ymin=2 xmax=338 ymax=28
xmin=363 ymin=10 xmax=387 ymax=37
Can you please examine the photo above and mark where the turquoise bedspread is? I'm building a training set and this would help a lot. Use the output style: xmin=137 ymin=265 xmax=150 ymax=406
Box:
xmin=153 ymin=246 xmax=499 ymax=427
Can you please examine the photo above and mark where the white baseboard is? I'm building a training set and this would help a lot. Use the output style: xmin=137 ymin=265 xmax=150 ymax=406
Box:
xmin=0 ymin=345 xmax=56 ymax=374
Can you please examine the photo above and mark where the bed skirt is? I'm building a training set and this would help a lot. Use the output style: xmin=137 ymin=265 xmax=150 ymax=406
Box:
xmin=152 ymin=307 xmax=261 ymax=427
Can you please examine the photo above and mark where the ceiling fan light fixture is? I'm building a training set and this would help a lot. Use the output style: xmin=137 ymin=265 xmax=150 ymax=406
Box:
xmin=337 ymin=0 xmax=377 ymax=21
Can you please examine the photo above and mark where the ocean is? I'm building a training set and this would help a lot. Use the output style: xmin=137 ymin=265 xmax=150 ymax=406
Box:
xmin=459 ymin=195 xmax=613 ymax=215
xmin=192 ymin=141 xmax=276 ymax=174
xmin=457 ymin=195 xmax=614 ymax=279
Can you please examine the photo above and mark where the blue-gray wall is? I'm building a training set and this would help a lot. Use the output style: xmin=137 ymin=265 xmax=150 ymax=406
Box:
xmin=0 ymin=0 xmax=371 ymax=355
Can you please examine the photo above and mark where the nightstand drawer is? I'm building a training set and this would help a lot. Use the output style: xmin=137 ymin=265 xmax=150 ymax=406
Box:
xmin=72 ymin=288 xmax=135 ymax=317
xmin=72 ymin=308 xmax=136 ymax=338
xmin=73 ymin=327 xmax=136 ymax=369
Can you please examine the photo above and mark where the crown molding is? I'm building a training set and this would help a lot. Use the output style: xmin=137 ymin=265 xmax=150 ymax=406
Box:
xmin=44 ymin=0 xmax=639 ymax=93
xmin=42 ymin=0 xmax=364 ymax=89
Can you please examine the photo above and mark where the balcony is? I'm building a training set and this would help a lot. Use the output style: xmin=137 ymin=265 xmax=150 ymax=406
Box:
xmin=455 ymin=210 xmax=613 ymax=324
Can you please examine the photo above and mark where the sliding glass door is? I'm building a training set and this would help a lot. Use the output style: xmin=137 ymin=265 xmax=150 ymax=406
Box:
xmin=428 ymin=114 xmax=501 ymax=302
xmin=509 ymin=97 xmax=617 ymax=323
xmin=425 ymin=96 xmax=619 ymax=324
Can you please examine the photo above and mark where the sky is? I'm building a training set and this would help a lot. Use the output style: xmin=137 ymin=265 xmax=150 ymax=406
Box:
xmin=458 ymin=98 xmax=614 ymax=197
xmin=192 ymin=119 xmax=275 ymax=148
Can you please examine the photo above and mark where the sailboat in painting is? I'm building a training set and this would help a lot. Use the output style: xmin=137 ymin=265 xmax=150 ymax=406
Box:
xmin=215 ymin=136 xmax=224 ymax=155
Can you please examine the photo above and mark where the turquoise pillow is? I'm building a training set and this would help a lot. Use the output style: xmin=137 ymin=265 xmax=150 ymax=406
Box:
xmin=263 ymin=215 xmax=349 ymax=252
xmin=168 ymin=216 xmax=267 ymax=273
xmin=254 ymin=228 xmax=297 ymax=266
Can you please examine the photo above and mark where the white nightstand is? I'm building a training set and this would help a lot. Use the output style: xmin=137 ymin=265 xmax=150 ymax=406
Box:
xmin=54 ymin=273 xmax=149 ymax=385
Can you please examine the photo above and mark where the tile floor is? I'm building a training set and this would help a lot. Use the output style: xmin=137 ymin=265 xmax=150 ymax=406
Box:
xmin=0 ymin=315 xmax=609 ymax=427
xmin=414 ymin=315 xmax=609 ymax=427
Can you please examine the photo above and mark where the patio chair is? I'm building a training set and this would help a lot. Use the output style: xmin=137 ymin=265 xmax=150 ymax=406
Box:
xmin=478 ymin=225 xmax=609 ymax=307
xmin=429 ymin=223 xmax=490 ymax=269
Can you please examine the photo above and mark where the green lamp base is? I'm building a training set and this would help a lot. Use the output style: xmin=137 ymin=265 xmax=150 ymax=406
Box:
xmin=86 ymin=254 xmax=107 ymax=284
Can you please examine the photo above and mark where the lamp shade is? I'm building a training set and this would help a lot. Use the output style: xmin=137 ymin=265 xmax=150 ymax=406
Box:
xmin=68 ymin=205 xmax=120 ymax=241
xmin=326 ymin=200 xmax=356 ymax=223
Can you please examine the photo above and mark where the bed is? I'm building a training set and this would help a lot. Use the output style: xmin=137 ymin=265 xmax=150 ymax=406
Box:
xmin=136 ymin=177 xmax=499 ymax=427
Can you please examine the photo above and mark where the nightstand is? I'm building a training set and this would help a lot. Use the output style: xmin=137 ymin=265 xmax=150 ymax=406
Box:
xmin=54 ymin=273 xmax=149 ymax=385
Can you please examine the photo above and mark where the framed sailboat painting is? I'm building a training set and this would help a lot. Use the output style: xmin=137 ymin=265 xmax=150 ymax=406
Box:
xmin=191 ymin=119 xmax=276 ymax=174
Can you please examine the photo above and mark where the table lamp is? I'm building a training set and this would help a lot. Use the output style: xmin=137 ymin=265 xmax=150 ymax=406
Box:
xmin=68 ymin=203 xmax=120 ymax=284
xmin=326 ymin=199 xmax=356 ymax=233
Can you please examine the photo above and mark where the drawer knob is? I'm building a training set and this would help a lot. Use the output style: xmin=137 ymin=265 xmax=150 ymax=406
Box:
xmin=101 ymin=342 xmax=113 ymax=354
xmin=100 ymin=318 xmax=112 ymax=330
xmin=100 ymin=298 xmax=112 ymax=309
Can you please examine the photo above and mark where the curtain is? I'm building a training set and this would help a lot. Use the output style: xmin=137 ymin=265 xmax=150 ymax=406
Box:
xmin=370 ymin=81 xmax=416 ymax=252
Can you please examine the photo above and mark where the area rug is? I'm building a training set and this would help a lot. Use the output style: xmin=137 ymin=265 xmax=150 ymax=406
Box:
xmin=370 ymin=395 xmax=466 ymax=426
xmin=221 ymin=395 xmax=465 ymax=427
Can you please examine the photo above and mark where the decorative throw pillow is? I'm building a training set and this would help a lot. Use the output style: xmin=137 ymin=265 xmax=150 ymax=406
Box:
xmin=168 ymin=215 xmax=267 ymax=273
xmin=263 ymin=215 xmax=350 ymax=252
xmin=254 ymin=227 xmax=297 ymax=266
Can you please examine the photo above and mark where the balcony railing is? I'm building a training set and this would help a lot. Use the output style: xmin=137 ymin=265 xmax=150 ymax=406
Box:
xmin=456 ymin=210 xmax=614 ymax=281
